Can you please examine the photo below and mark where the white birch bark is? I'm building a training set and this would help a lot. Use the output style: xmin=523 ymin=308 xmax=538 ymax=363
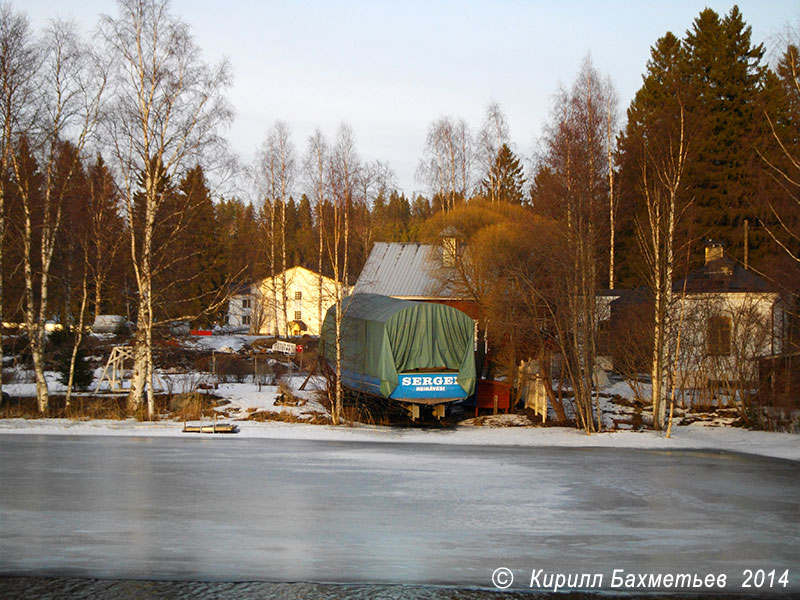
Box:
xmin=636 ymin=106 xmax=687 ymax=430
xmin=303 ymin=129 xmax=329 ymax=337
xmin=0 ymin=6 xmax=35 ymax=402
xmin=11 ymin=21 xmax=104 ymax=413
xmin=100 ymin=0 xmax=232 ymax=416
xmin=327 ymin=124 xmax=357 ymax=425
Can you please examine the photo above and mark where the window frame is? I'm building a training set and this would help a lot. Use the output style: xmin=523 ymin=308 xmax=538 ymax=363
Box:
xmin=706 ymin=315 xmax=732 ymax=356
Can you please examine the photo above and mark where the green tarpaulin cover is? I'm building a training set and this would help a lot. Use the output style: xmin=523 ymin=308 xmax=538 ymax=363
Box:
xmin=321 ymin=293 xmax=476 ymax=399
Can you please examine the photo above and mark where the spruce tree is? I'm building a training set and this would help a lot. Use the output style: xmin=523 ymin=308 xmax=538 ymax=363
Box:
xmin=179 ymin=165 xmax=223 ymax=324
xmin=684 ymin=6 xmax=767 ymax=262
xmin=616 ymin=6 xmax=771 ymax=283
xmin=481 ymin=144 xmax=526 ymax=205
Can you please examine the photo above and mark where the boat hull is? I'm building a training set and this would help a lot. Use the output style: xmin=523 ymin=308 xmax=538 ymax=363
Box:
xmin=338 ymin=366 xmax=469 ymax=405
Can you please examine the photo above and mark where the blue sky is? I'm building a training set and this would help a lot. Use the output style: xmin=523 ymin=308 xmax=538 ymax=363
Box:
xmin=20 ymin=0 xmax=800 ymax=198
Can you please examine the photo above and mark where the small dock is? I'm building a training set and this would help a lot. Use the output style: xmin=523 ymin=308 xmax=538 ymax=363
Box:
xmin=183 ymin=415 xmax=239 ymax=434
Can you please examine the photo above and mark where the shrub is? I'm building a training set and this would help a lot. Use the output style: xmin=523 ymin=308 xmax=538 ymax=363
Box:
xmin=57 ymin=343 xmax=94 ymax=391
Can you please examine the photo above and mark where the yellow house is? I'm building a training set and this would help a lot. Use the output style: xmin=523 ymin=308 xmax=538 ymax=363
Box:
xmin=238 ymin=266 xmax=345 ymax=337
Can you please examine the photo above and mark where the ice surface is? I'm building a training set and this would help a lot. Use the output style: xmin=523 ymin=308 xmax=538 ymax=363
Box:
xmin=0 ymin=436 xmax=797 ymax=592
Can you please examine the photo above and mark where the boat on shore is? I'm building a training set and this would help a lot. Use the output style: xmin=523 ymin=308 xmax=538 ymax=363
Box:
xmin=320 ymin=293 xmax=476 ymax=420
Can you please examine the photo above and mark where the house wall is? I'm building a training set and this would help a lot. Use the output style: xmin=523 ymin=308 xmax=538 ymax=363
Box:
xmin=671 ymin=292 xmax=781 ymax=389
xmin=601 ymin=290 xmax=785 ymax=393
xmin=595 ymin=293 xmax=626 ymax=370
xmin=226 ymin=289 xmax=253 ymax=329
xmin=252 ymin=266 xmax=342 ymax=337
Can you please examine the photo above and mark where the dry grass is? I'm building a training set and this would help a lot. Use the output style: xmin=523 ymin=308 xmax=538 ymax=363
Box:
xmin=169 ymin=392 xmax=221 ymax=422
xmin=340 ymin=403 xmax=392 ymax=427
xmin=0 ymin=391 xmax=223 ymax=422
xmin=247 ymin=409 xmax=330 ymax=424
xmin=0 ymin=395 xmax=130 ymax=420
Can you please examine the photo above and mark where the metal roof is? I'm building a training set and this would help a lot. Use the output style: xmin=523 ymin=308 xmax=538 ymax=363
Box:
xmin=354 ymin=242 xmax=454 ymax=299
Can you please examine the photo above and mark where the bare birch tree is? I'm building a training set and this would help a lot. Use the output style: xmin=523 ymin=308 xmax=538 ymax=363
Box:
xmin=534 ymin=56 xmax=612 ymax=433
xmin=417 ymin=116 xmax=472 ymax=211
xmin=0 ymin=3 xmax=37 ymax=402
xmin=326 ymin=123 xmax=358 ymax=425
xmin=475 ymin=101 xmax=510 ymax=202
xmin=604 ymin=78 xmax=620 ymax=289
xmin=757 ymin=37 xmax=799 ymax=265
xmin=256 ymin=121 xmax=296 ymax=337
xmin=303 ymin=128 xmax=329 ymax=333
xmin=254 ymin=153 xmax=277 ymax=333
xmin=354 ymin=158 xmax=396 ymax=261
xmin=622 ymin=33 xmax=692 ymax=430
xmin=100 ymin=0 xmax=232 ymax=418
xmin=10 ymin=19 xmax=105 ymax=413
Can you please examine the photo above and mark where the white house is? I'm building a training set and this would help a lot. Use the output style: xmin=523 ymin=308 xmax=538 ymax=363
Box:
xmin=668 ymin=242 xmax=788 ymax=391
xmin=226 ymin=283 xmax=255 ymax=329
xmin=226 ymin=266 xmax=344 ymax=336
xmin=602 ymin=242 xmax=790 ymax=396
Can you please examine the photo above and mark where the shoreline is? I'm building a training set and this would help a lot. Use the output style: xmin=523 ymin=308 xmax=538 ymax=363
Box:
xmin=1 ymin=417 xmax=798 ymax=462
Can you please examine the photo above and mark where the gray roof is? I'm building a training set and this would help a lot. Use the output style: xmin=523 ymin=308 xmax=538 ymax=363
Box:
xmin=673 ymin=257 xmax=778 ymax=294
xmin=355 ymin=242 xmax=454 ymax=299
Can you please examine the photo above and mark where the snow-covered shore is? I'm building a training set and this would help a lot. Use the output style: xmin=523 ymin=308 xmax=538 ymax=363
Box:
xmin=1 ymin=417 xmax=798 ymax=462
xmin=3 ymin=337 xmax=797 ymax=464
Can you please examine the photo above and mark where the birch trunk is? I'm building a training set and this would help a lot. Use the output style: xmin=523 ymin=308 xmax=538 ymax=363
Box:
xmin=280 ymin=196 xmax=288 ymax=337
xmin=18 ymin=145 xmax=66 ymax=414
xmin=21 ymin=198 xmax=50 ymax=412
xmin=65 ymin=260 xmax=90 ymax=408
xmin=102 ymin=0 xmax=232 ymax=418
xmin=607 ymin=121 xmax=616 ymax=290
xmin=317 ymin=202 xmax=324 ymax=330
xmin=128 ymin=176 xmax=156 ymax=416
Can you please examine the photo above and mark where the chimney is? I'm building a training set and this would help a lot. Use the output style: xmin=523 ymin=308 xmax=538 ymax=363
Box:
xmin=704 ymin=240 xmax=724 ymax=265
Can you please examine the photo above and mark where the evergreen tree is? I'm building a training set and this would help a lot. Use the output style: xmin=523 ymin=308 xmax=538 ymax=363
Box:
xmin=57 ymin=337 xmax=93 ymax=391
xmin=85 ymin=154 xmax=127 ymax=318
xmin=481 ymin=143 xmax=525 ymax=205
xmin=382 ymin=191 xmax=413 ymax=241
xmin=616 ymin=31 xmax=693 ymax=286
xmin=684 ymin=6 xmax=767 ymax=262
xmin=616 ymin=6 xmax=772 ymax=284
xmin=216 ymin=198 xmax=263 ymax=284
xmin=177 ymin=165 xmax=224 ymax=324
xmin=295 ymin=194 xmax=316 ymax=269
xmin=51 ymin=142 xmax=90 ymax=328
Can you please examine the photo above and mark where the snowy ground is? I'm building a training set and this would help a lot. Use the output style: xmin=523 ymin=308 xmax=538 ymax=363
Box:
xmin=212 ymin=374 xmax=329 ymax=421
xmin=2 ymin=334 xmax=799 ymax=463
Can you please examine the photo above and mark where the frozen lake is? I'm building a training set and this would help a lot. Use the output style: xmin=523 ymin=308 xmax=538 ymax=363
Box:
xmin=0 ymin=435 xmax=798 ymax=595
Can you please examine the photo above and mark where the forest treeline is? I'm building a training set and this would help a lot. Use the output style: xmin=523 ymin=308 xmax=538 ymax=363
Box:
xmin=1 ymin=1 xmax=798 ymax=422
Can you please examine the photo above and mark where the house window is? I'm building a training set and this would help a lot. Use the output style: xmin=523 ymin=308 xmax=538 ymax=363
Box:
xmin=242 ymin=315 xmax=251 ymax=325
xmin=295 ymin=291 xmax=302 ymax=301
xmin=596 ymin=320 xmax=612 ymax=356
xmin=707 ymin=315 xmax=732 ymax=356
xmin=294 ymin=311 xmax=302 ymax=321
xmin=242 ymin=298 xmax=251 ymax=309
